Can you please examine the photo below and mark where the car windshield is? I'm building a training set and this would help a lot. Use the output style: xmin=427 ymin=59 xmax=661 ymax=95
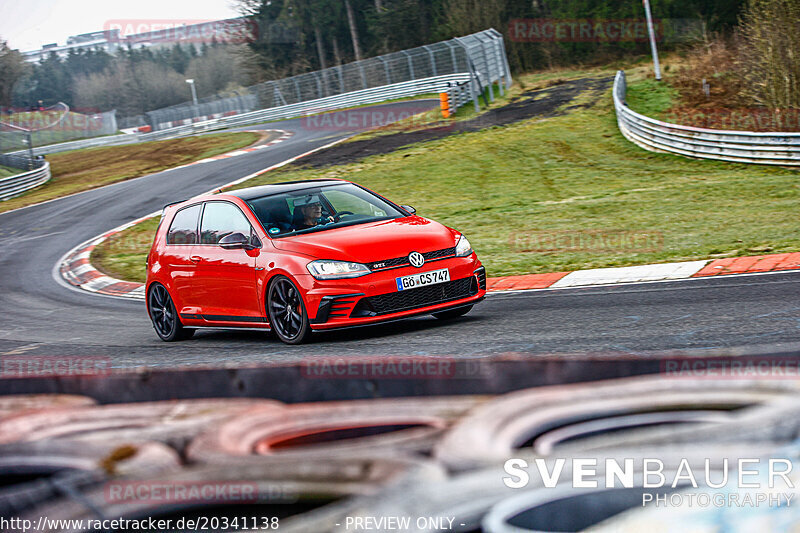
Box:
xmin=245 ymin=183 xmax=405 ymax=238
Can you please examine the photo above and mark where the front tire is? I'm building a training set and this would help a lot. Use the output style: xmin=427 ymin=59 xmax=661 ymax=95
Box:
xmin=147 ymin=283 xmax=194 ymax=342
xmin=267 ymin=276 xmax=312 ymax=345
xmin=432 ymin=305 xmax=473 ymax=320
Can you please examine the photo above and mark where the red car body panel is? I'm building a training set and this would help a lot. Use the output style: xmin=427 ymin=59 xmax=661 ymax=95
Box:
xmin=146 ymin=180 xmax=486 ymax=335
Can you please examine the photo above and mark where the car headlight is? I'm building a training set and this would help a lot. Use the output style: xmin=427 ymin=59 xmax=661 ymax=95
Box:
xmin=455 ymin=234 xmax=473 ymax=257
xmin=307 ymin=260 xmax=371 ymax=280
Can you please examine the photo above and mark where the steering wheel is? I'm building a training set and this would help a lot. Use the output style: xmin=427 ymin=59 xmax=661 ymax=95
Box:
xmin=333 ymin=211 xmax=355 ymax=222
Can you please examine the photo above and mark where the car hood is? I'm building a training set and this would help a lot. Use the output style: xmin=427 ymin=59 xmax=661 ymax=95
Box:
xmin=270 ymin=216 xmax=458 ymax=263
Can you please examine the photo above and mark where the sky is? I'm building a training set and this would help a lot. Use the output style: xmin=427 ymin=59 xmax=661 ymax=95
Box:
xmin=0 ymin=0 xmax=242 ymax=51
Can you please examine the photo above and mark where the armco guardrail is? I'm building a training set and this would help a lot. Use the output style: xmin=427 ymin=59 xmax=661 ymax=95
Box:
xmin=10 ymin=75 xmax=471 ymax=151
xmin=4 ymin=133 xmax=139 ymax=158
xmin=5 ymin=29 xmax=511 ymax=156
xmin=140 ymin=73 xmax=473 ymax=141
xmin=0 ymin=160 xmax=50 ymax=201
xmin=614 ymin=70 xmax=800 ymax=166
xmin=143 ymin=28 xmax=511 ymax=130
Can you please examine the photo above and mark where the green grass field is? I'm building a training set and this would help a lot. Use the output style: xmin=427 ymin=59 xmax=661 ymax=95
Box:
xmin=0 ymin=132 xmax=261 ymax=214
xmin=92 ymin=64 xmax=800 ymax=283
xmin=0 ymin=165 xmax=20 ymax=179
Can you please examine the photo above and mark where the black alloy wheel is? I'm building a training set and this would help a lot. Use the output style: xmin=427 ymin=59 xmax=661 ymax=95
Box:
xmin=147 ymin=283 xmax=194 ymax=341
xmin=267 ymin=276 xmax=312 ymax=344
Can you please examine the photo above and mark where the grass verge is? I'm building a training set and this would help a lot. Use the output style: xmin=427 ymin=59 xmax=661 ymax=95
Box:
xmin=0 ymin=165 xmax=20 ymax=179
xmin=93 ymin=65 xmax=800 ymax=282
xmin=0 ymin=132 xmax=261 ymax=214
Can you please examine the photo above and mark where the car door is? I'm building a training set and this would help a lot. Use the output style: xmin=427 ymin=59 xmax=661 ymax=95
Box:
xmin=192 ymin=201 xmax=262 ymax=321
xmin=162 ymin=203 xmax=202 ymax=313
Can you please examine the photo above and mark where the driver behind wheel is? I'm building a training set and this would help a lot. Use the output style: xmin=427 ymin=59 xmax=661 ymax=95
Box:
xmin=292 ymin=195 xmax=334 ymax=230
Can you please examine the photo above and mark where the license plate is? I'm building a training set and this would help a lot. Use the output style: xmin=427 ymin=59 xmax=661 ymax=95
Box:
xmin=396 ymin=268 xmax=450 ymax=291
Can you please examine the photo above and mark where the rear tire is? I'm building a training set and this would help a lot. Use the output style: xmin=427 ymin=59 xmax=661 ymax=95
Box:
xmin=432 ymin=305 xmax=473 ymax=320
xmin=147 ymin=283 xmax=194 ymax=342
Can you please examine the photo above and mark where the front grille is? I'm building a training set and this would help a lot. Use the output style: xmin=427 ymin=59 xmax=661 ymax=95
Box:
xmin=362 ymin=277 xmax=473 ymax=315
xmin=369 ymin=247 xmax=457 ymax=270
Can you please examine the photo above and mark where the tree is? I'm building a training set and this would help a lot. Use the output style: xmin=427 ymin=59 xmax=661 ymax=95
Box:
xmin=738 ymin=0 xmax=800 ymax=108
xmin=185 ymin=46 xmax=248 ymax=97
xmin=344 ymin=0 xmax=363 ymax=60
xmin=0 ymin=38 xmax=27 ymax=107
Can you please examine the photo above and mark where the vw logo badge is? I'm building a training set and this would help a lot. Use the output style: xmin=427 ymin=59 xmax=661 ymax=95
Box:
xmin=409 ymin=251 xmax=425 ymax=268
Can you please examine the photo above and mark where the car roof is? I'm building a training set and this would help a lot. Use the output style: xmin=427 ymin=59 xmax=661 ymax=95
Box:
xmin=225 ymin=179 xmax=348 ymax=201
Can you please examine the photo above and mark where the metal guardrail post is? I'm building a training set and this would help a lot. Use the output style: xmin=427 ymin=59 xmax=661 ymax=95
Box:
xmin=489 ymin=28 xmax=513 ymax=90
xmin=423 ymin=45 xmax=437 ymax=77
xmin=491 ymin=34 xmax=505 ymax=96
xmin=453 ymin=37 xmax=481 ymax=113
xmin=379 ymin=57 xmax=391 ymax=85
xmin=446 ymin=41 xmax=459 ymax=72
xmin=293 ymin=79 xmax=302 ymax=102
xmin=314 ymin=73 xmax=323 ymax=99
xmin=402 ymin=51 xmax=415 ymax=80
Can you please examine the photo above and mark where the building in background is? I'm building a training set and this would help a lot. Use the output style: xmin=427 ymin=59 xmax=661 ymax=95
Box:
xmin=20 ymin=18 xmax=251 ymax=63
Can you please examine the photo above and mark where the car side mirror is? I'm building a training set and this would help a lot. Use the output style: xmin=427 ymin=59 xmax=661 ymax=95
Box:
xmin=219 ymin=232 xmax=256 ymax=250
xmin=401 ymin=205 xmax=416 ymax=215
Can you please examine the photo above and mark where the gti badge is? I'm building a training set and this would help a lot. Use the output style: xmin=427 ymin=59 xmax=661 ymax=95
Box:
xmin=409 ymin=251 xmax=425 ymax=268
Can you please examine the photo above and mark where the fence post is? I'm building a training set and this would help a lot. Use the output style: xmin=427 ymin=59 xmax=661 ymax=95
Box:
xmin=402 ymin=51 xmax=415 ymax=80
xmin=491 ymin=28 xmax=513 ymax=89
xmin=314 ymin=72 xmax=323 ymax=99
xmin=454 ymin=37 xmax=481 ymax=112
xmin=272 ymin=83 xmax=286 ymax=107
xmin=337 ymin=66 xmax=345 ymax=93
xmin=292 ymin=78 xmax=302 ymax=103
xmin=358 ymin=62 xmax=368 ymax=89
xmin=379 ymin=57 xmax=391 ymax=85
xmin=447 ymin=41 xmax=459 ymax=72
xmin=424 ymin=45 xmax=437 ymax=77
xmin=492 ymin=36 xmax=505 ymax=96
xmin=475 ymin=34 xmax=495 ymax=103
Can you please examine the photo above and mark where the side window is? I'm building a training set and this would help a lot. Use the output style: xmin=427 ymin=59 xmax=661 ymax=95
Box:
xmin=166 ymin=204 xmax=201 ymax=245
xmin=200 ymin=202 xmax=253 ymax=245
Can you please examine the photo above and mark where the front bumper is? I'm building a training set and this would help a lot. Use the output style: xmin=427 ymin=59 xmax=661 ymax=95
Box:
xmin=299 ymin=257 xmax=486 ymax=330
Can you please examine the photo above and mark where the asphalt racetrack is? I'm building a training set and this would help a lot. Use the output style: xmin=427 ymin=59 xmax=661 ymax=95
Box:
xmin=1 ymin=100 xmax=799 ymax=369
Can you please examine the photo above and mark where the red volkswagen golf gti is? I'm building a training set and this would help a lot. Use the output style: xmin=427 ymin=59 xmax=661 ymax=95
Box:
xmin=146 ymin=179 xmax=486 ymax=344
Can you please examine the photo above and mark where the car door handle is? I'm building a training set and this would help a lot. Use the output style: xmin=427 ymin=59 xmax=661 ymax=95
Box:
xmin=190 ymin=255 xmax=202 ymax=263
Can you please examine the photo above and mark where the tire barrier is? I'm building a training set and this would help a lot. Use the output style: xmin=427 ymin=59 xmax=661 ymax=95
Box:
xmin=586 ymin=454 xmax=800 ymax=533
xmin=0 ymin=399 xmax=282 ymax=453
xmin=434 ymin=376 xmax=800 ymax=472
xmin=187 ymin=396 xmax=487 ymax=464
xmin=0 ymin=440 xmax=180 ymax=518
xmin=0 ymin=394 xmax=96 ymax=420
xmin=12 ymin=456 xmax=444 ymax=533
xmin=3 ymin=376 xmax=800 ymax=531
xmin=552 ymin=395 xmax=800 ymax=455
